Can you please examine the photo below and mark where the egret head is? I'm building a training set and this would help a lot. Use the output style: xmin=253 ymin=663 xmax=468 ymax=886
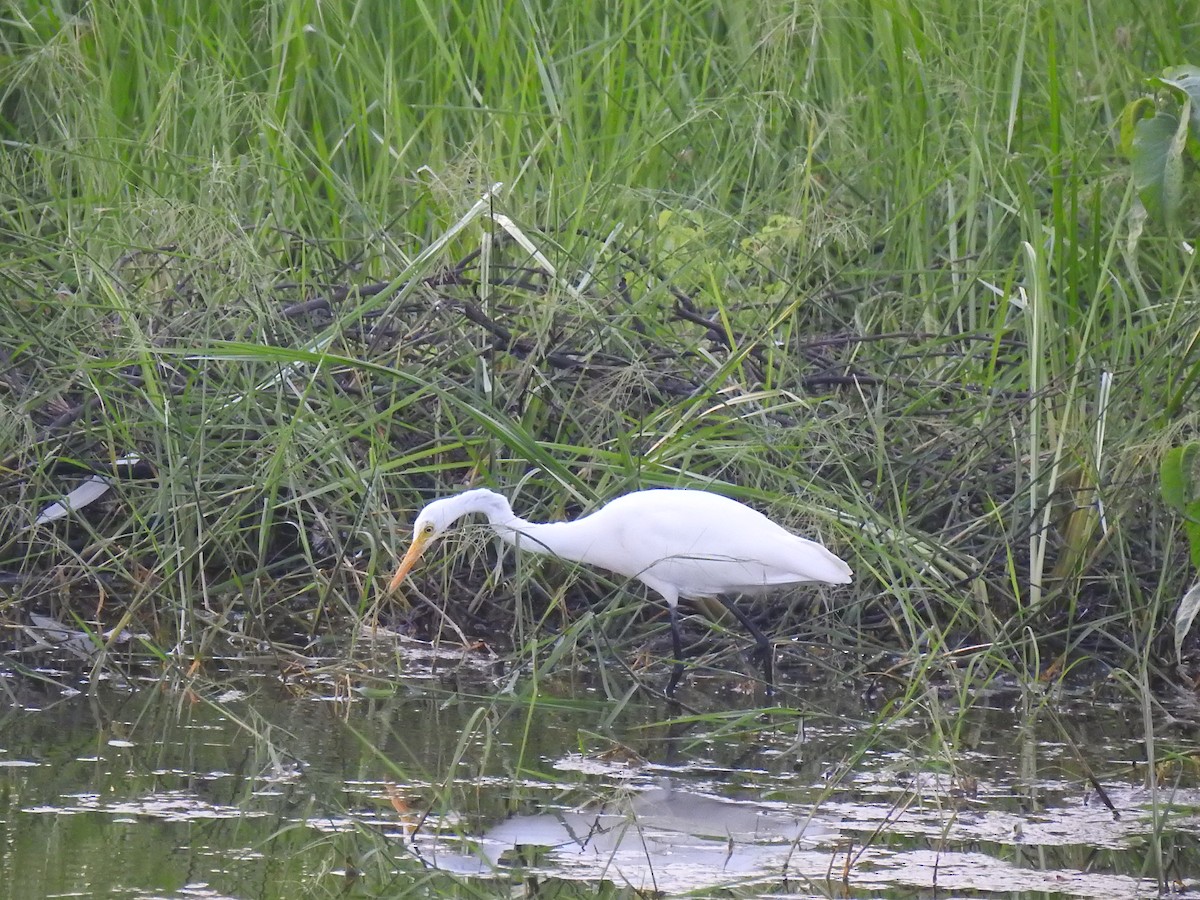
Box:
xmin=387 ymin=490 xmax=511 ymax=593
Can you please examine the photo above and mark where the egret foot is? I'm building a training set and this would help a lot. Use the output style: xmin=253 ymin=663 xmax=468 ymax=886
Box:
xmin=716 ymin=595 xmax=775 ymax=695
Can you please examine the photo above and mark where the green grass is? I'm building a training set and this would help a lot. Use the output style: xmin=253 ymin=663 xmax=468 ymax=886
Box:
xmin=2 ymin=0 xmax=1199 ymax=711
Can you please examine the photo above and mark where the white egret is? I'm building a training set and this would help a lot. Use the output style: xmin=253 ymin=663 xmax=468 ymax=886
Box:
xmin=387 ymin=488 xmax=852 ymax=694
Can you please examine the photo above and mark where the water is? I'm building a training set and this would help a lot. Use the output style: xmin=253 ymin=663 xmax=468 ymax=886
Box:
xmin=2 ymin=631 xmax=1199 ymax=899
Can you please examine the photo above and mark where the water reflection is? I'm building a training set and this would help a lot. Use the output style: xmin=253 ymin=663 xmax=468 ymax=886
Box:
xmin=0 ymin=643 xmax=1198 ymax=899
xmin=423 ymin=782 xmax=833 ymax=892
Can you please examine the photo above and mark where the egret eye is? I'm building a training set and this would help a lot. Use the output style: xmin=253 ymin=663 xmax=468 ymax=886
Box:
xmin=421 ymin=523 xmax=435 ymax=537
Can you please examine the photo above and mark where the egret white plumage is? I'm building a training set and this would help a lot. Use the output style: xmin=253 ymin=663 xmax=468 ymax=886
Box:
xmin=387 ymin=487 xmax=852 ymax=694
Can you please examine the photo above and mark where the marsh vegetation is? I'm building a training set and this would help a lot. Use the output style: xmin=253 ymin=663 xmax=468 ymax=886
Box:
xmin=3 ymin=0 xmax=1200 ymax=895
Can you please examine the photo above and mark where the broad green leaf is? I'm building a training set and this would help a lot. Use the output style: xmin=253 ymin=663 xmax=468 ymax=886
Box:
xmin=1160 ymin=443 xmax=1198 ymax=512
xmin=1130 ymin=112 xmax=1181 ymax=222
xmin=1187 ymin=512 xmax=1200 ymax=568
xmin=1119 ymin=97 xmax=1156 ymax=159
xmin=1156 ymin=65 xmax=1200 ymax=132
xmin=1164 ymin=98 xmax=1191 ymax=224
xmin=1175 ymin=579 xmax=1200 ymax=664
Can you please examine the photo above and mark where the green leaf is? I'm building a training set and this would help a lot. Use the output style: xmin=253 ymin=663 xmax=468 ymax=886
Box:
xmin=1175 ymin=579 xmax=1200 ymax=664
xmin=1130 ymin=112 xmax=1181 ymax=222
xmin=1164 ymin=99 xmax=1192 ymax=224
xmin=1119 ymin=97 xmax=1156 ymax=159
xmin=1156 ymin=65 xmax=1200 ymax=132
xmin=1160 ymin=443 xmax=1199 ymax=512
xmin=1187 ymin=514 xmax=1200 ymax=569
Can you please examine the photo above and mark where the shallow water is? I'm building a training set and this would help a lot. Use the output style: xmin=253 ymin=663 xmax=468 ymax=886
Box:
xmin=2 ymin=631 xmax=1199 ymax=899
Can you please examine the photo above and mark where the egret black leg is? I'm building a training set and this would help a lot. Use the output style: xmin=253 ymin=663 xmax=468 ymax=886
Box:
xmin=716 ymin=595 xmax=775 ymax=695
xmin=665 ymin=603 xmax=686 ymax=695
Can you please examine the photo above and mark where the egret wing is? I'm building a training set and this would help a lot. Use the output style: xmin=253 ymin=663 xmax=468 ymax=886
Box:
xmin=582 ymin=490 xmax=850 ymax=597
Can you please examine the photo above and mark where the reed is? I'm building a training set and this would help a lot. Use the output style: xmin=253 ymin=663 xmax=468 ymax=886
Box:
xmin=0 ymin=0 xmax=1195 ymax=707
